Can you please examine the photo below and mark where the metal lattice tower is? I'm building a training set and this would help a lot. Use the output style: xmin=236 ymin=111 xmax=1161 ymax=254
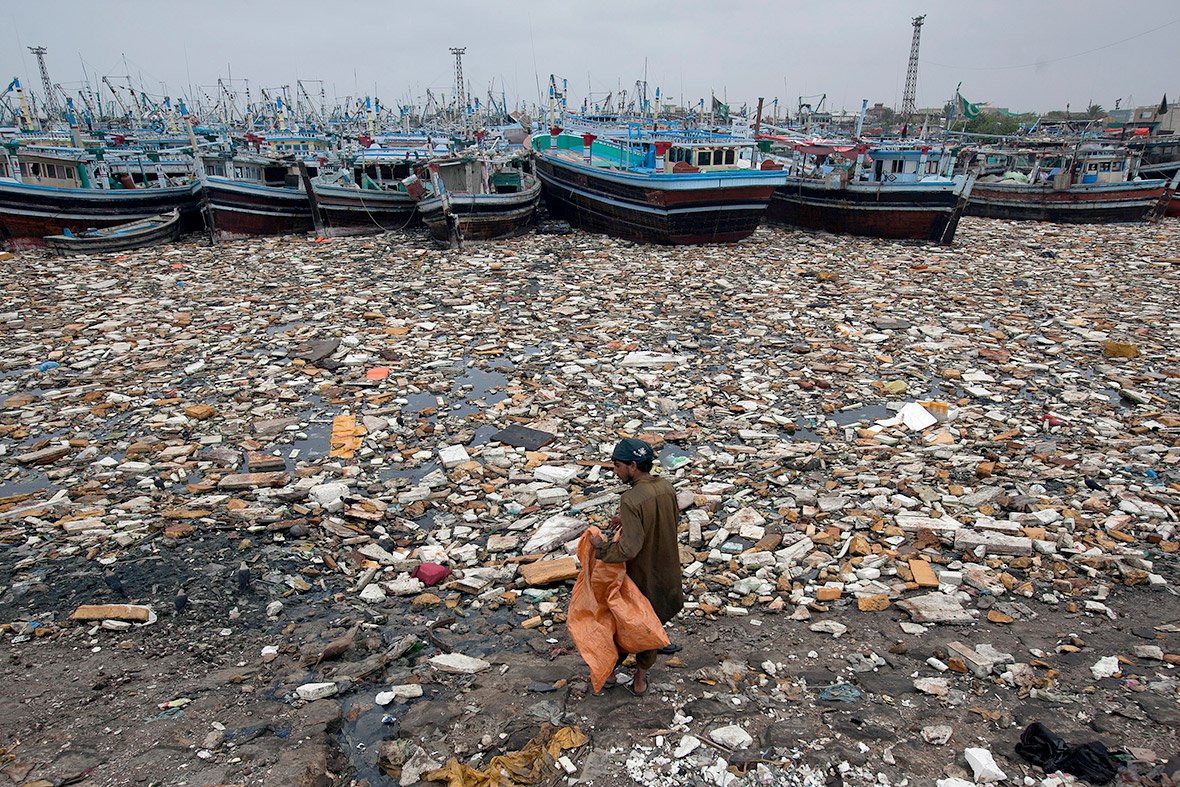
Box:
xmin=900 ymin=15 xmax=925 ymax=122
xmin=28 ymin=46 xmax=59 ymax=119
xmin=450 ymin=47 xmax=468 ymax=137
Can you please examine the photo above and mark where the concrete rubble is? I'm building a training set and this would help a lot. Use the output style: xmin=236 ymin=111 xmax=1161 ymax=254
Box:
xmin=0 ymin=218 xmax=1178 ymax=785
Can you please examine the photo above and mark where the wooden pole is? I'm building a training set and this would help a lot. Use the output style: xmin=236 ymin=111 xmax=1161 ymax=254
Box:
xmin=752 ymin=97 xmax=764 ymax=168
xmin=180 ymin=102 xmax=217 ymax=245
xmin=297 ymin=160 xmax=326 ymax=235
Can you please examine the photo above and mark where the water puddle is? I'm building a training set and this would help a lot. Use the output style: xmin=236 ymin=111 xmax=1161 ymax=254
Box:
xmin=286 ymin=419 xmax=335 ymax=467
xmin=1100 ymin=389 xmax=1136 ymax=409
xmin=334 ymin=604 xmax=542 ymax=782
xmin=830 ymin=404 xmax=891 ymax=427
xmin=265 ymin=320 xmax=311 ymax=336
xmin=0 ymin=472 xmax=53 ymax=498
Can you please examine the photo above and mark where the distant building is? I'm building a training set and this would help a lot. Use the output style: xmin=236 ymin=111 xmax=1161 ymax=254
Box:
xmin=1126 ymin=97 xmax=1179 ymax=135
xmin=865 ymin=102 xmax=890 ymax=123
xmin=916 ymin=106 xmax=949 ymax=120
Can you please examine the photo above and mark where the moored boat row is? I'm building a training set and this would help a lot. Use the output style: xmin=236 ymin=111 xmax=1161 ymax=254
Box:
xmin=2 ymin=130 xmax=1177 ymax=253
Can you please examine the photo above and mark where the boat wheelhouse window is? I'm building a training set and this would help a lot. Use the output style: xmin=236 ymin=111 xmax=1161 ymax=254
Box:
xmin=1100 ymin=162 xmax=1110 ymax=172
xmin=697 ymin=150 xmax=712 ymax=166
xmin=1112 ymin=161 xmax=1123 ymax=171
xmin=1088 ymin=163 xmax=1098 ymax=171
xmin=30 ymin=163 xmax=41 ymax=177
xmin=724 ymin=149 xmax=735 ymax=165
xmin=19 ymin=163 xmax=28 ymax=176
xmin=65 ymin=166 xmax=74 ymax=179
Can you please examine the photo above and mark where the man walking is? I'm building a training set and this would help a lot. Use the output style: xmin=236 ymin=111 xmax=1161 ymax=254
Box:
xmin=589 ymin=437 xmax=684 ymax=695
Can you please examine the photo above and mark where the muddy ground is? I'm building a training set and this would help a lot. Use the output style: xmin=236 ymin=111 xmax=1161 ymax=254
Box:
xmin=2 ymin=569 xmax=1178 ymax=786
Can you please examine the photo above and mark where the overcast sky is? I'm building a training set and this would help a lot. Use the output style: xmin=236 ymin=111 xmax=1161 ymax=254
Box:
xmin=4 ymin=1 xmax=1178 ymax=116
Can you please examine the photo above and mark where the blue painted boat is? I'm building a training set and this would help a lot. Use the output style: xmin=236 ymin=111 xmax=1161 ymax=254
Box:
xmin=529 ymin=131 xmax=787 ymax=244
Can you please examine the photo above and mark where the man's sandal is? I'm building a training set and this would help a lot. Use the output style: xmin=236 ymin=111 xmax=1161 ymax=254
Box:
xmin=625 ymin=681 xmax=647 ymax=697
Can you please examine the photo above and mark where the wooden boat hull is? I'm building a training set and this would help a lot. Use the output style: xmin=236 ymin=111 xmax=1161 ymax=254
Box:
xmin=311 ymin=182 xmax=420 ymax=232
xmin=418 ymin=182 xmax=541 ymax=243
xmin=205 ymin=177 xmax=313 ymax=238
xmin=767 ymin=178 xmax=966 ymax=242
xmin=44 ymin=209 xmax=181 ymax=254
xmin=965 ymin=180 xmax=1167 ymax=223
xmin=534 ymin=156 xmax=780 ymax=245
xmin=0 ymin=179 xmax=202 ymax=248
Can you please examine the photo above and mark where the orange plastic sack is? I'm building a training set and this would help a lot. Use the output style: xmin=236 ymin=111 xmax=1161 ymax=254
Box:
xmin=566 ymin=527 xmax=669 ymax=693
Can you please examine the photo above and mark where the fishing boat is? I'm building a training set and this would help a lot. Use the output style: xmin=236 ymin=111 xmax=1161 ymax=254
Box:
xmin=308 ymin=142 xmax=442 ymax=234
xmin=1128 ymin=136 xmax=1180 ymax=217
xmin=43 ymin=208 xmax=180 ymax=254
xmin=200 ymin=153 xmax=316 ymax=238
xmin=1129 ymin=135 xmax=1180 ymax=180
xmin=0 ymin=146 xmax=202 ymax=247
xmin=762 ymin=138 xmax=974 ymax=243
xmin=416 ymin=153 xmax=541 ymax=245
xmin=965 ymin=145 xmax=1175 ymax=223
xmin=203 ymin=177 xmax=313 ymax=238
xmin=529 ymin=131 xmax=787 ymax=244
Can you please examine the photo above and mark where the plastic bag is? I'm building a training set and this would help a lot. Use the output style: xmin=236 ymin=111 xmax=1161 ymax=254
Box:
xmin=566 ymin=527 xmax=669 ymax=693
xmin=1015 ymin=722 xmax=1119 ymax=784
xmin=427 ymin=724 xmax=588 ymax=786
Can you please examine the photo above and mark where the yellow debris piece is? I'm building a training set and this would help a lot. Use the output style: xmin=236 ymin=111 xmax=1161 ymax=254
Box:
xmin=329 ymin=414 xmax=366 ymax=459
xmin=426 ymin=724 xmax=588 ymax=786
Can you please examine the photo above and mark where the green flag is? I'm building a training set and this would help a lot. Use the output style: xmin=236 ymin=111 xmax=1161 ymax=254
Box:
xmin=959 ymin=94 xmax=981 ymax=119
xmin=712 ymin=96 xmax=729 ymax=123
xmin=1159 ymin=94 xmax=1169 ymax=116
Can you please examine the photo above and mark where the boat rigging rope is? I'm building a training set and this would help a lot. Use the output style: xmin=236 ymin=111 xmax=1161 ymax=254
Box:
xmin=355 ymin=184 xmax=418 ymax=234
xmin=922 ymin=16 xmax=1180 ymax=71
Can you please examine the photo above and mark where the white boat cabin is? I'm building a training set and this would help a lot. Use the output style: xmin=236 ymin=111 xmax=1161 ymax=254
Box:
xmin=1069 ymin=149 xmax=1135 ymax=184
xmin=0 ymin=150 xmax=87 ymax=187
xmin=663 ymin=142 xmax=742 ymax=172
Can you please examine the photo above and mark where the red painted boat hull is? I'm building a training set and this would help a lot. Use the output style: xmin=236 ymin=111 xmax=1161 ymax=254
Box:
xmin=0 ymin=180 xmax=203 ymax=248
xmin=204 ymin=177 xmax=312 ymax=238
xmin=767 ymin=178 xmax=965 ymax=242
xmin=965 ymin=180 xmax=1166 ymax=223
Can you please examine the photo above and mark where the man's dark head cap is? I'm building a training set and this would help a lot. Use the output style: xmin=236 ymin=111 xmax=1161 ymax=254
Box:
xmin=612 ymin=437 xmax=652 ymax=463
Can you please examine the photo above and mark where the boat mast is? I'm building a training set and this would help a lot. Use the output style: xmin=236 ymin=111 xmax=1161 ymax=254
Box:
xmin=9 ymin=78 xmax=37 ymax=130
xmin=547 ymin=74 xmax=558 ymax=150
xmin=65 ymin=97 xmax=83 ymax=148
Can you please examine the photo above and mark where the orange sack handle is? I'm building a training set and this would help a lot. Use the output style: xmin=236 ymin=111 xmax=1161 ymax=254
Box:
xmin=566 ymin=527 xmax=670 ymax=693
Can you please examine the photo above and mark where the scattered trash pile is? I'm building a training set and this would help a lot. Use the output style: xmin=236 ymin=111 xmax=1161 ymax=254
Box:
xmin=0 ymin=217 xmax=1178 ymax=785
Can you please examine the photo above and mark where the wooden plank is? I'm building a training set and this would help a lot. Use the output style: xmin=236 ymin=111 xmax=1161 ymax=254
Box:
xmin=70 ymin=604 xmax=153 ymax=622
xmin=519 ymin=557 xmax=579 ymax=586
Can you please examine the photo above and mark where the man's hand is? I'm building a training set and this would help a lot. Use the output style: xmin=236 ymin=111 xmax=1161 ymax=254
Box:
xmin=608 ymin=515 xmax=621 ymax=527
